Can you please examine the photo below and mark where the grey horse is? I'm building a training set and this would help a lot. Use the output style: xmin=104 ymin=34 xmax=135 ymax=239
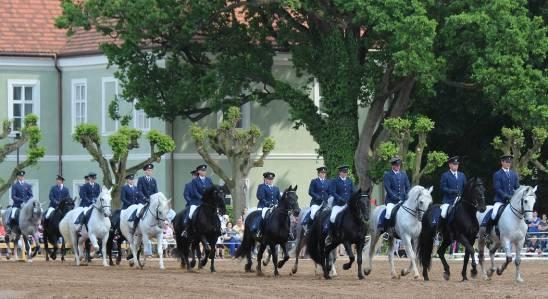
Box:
xmin=2 ymin=198 xmax=43 ymax=262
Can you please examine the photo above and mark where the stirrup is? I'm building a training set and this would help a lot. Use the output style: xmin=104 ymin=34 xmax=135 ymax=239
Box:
xmin=181 ymin=230 xmax=188 ymax=238
xmin=325 ymin=234 xmax=333 ymax=246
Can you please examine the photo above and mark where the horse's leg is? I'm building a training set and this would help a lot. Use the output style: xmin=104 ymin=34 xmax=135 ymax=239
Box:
xmin=323 ymin=243 xmax=338 ymax=280
xmin=387 ymin=237 xmax=398 ymax=279
xmin=4 ymin=234 xmax=11 ymax=260
xmin=61 ymin=239 xmax=66 ymax=262
xmin=107 ymin=234 xmax=114 ymax=266
xmin=329 ymin=248 xmax=338 ymax=277
xmin=263 ymin=249 xmax=271 ymax=266
xmin=342 ymin=242 xmax=355 ymax=270
xmin=437 ymin=238 xmax=451 ymax=281
xmin=291 ymin=229 xmax=305 ymax=274
xmin=270 ymin=243 xmax=280 ymax=277
xmin=127 ymin=234 xmax=138 ymax=268
xmin=157 ymin=232 xmax=165 ymax=270
xmin=256 ymin=243 xmax=267 ymax=276
xmin=470 ymin=244 xmax=478 ymax=279
xmin=487 ymin=239 xmax=501 ymax=278
xmin=496 ymin=238 xmax=513 ymax=276
xmin=245 ymin=244 xmax=254 ymax=273
xmin=401 ymin=234 xmax=419 ymax=279
xmin=116 ymin=237 xmax=123 ymax=265
xmin=478 ymin=233 xmax=487 ymax=280
xmin=364 ymin=231 xmax=380 ymax=276
xmin=44 ymin=232 xmax=50 ymax=262
xmin=457 ymin=234 xmax=477 ymax=281
xmin=89 ymin=233 xmax=100 ymax=255
xmin=31 ymin=232 xmax=40 ymax=258
xmin=514 ymin=239 xmax=525 ymax=283
xmin=209 ymin=237 xmax=217 ymax=273
xmin=277 ymin=242 xmax=290 ymax=269
xmin=199 ymin=237 xmax=209 ymax=269
xmin=23 ymin=235 xmax=32 ymax=263
xmin=101 ymin=236 xmax=109 ymax=267
xmin=356 ymin=241 xmax=365 ymax=280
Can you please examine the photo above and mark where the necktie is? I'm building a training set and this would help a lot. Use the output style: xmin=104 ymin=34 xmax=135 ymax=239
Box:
xmin=454 ymin=172 xmax=458 ymax=179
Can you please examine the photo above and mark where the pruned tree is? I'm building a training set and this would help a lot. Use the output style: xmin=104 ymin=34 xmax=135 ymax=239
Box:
xmin=492 ymin=127 xmax=548 ymax=176
xmin=0 ymin=114 xmax=46 ymax=198
xmin=73 ymin=124 xmax=175 ymax=206
xmin=190 ymin=106 xmax=275 ymax=218
xmin=369 ymin=116 xmax=447 ymax=185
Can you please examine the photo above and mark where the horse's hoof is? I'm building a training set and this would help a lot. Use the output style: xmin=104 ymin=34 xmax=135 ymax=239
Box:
xmin=496 ymin=268 xmax=503 ymax=276
xmin=277 ymin=261 xmax=285 ymax=268
xmin=103 ymin=264 xmax=110 ymax=267
xmin=27 ymin=259 xmax=33 ymax=264
xmin=325 ymin=275 xmax=332 ymax=280
xmin=291 ymin=267 xmax=297 ymax=275
xmin=413 ymin=274 xmax=420 ymax=280
xmin=343 ymin=263 xmax=351 ymax=270
xmin=391 ymin=275 xmax=400 ymax=280
xmin=516 ymin=277 xmax=524 ymax=283
xmin=424 ymin=277 xmax=430 ymax=281
xmin=364 ymin=269 xmax=371 ymax=276
xmin=160 ymin=266 xmax=165 ymax=270
xmin=471 ymin=269 xmax=478 ymax=278
xmin=443 ymin=272 xmax=450 ymax=281
xmin=461 ymin=277 xmax=468 ymax=282
xmin=262 ymin=260 xmax=268 ymax=266
xmin=358 ymin=274 xmax=365 ymax=280
xmin=487 ymin=269 xmax=495 ymax=277
xmin=129 ymin=261 xmax=134 ymax=267
xmin=401 ymin=269 xmax=410 ymax=277
xmin=190 ymin=260 xmax=197 ymax=268
xmin=116 ymin=259 xmax=121 ymax=266
xmin=109 ymin=261 xmax=114 ymax=266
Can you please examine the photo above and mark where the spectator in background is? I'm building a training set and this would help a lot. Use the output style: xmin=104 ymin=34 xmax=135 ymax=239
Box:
xmin=527 ymin=235 xmax=542 ymax=255
xmin=234 ymin=217 xmax=244 ymax=240
xmin=241 ymin=207 xmax=248 ymax=220
xmin=528 ymin=211 xmax=540 ymax=234
xmin=539 ymin=214 xmax=547 ymax=232
xmin=223 ymin=222 xmax=241 ymax=256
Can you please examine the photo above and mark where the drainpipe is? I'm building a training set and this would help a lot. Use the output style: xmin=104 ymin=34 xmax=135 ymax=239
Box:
xmin=53 ymin=54 xmax=63 ymax=175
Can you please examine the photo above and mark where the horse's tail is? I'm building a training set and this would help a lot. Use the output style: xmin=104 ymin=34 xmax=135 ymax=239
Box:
xmin=417 ymin=205 xmax=438 ymax=271
xmin=172 ymin=210 xmax=185 ymax=260
xmin=234 ymin=212 xmax=257 ymax=259
xmin=306 ymin=211 xmax=325 ymax=265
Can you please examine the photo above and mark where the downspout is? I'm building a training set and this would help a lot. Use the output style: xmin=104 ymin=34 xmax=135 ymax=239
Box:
xmin=53 ymin=54 xmax=63 ymax=175
xmin=169 ymin=120 xmax=175 ymax=205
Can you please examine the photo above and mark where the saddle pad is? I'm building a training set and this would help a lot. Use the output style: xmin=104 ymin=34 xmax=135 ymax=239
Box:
xmin=430 ymin=206 xmax=442 ymax=227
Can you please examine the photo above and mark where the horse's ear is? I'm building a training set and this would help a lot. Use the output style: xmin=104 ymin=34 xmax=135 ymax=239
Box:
xmin=108 ymin=187 xmax=113 ymax=193
xmin=294 ymin=185 xmax=298 ymax=191
xmin=287 ymin=185 xmax=292 ymax=191
xmin=428 ymin=186 xmax=434 ymax=193
xmin=532 ymin=185 xmax=538 ymax=193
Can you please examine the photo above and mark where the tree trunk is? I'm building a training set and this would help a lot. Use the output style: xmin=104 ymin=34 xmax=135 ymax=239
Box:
xmin=230 ymin=160 xmax=249 ymax=221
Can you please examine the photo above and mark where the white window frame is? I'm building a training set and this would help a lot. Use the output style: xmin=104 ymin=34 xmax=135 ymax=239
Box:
xmin=216 ymin=102 xmax=251 ymax=129
xmin=71 ymin=79 xmax=88 ymax=132
xmin=8 ymin=179 xmax=39 ymax=203
xmin=7 ymin=79 xmax=40 ymax=135
xmin=72 ymin=180 xmax=86 ymax=198
xmin=133 ymin=105 xmax=151 ymax=131
xmin=312 ymin=77 xmax=322 ymax=109
xmin=101 ymin=77 xmax=119 ymax=135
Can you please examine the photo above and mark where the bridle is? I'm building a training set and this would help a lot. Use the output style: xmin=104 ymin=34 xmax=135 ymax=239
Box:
xmin=401 ymin=190 xmax=427 ymax=220
xmin=276 ymin=190 xmax=299 ymax=215
xmin=509 ymin=188 xmax=533 ymax=220
xmin=92 ymin=197 xmax=111 ymax=217
xmin=147 ymin=200 xmax=167 ymax=227
xmin=460 ymin=181 xmax=485 ymax=211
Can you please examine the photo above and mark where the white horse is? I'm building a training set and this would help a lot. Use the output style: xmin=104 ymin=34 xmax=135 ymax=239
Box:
xmin=365 ymin=186 xmax=433 ymax=279
xmin=120 ymin=192 xmax=171 ymax=270
xmin=1 ymin=197 xmax=43 ymax=262
xmin=60 ymin=186 xmax=112 ymax=266
xmin=476 ymin=185 xmax=537 ymax=283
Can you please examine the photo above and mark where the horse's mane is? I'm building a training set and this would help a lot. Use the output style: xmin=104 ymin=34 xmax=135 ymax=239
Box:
xmin=407 ymin=185 xmax=425 ymax=202
xmin=512 ymin=185 xmax=532 ymax=202
xmin=150 ymin=192 xmax=168 ymax=204
xmin=202 ymin=185 xmax=220 ymax=202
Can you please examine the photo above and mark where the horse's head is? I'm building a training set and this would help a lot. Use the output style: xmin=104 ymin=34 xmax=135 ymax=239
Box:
xmin=512 ymin=185 xmax=537 ymax=222
xmin=31 ymin=198 xmax=43 ymax=219
xmin=407 ymin=185 xmax=433 ymax=220
xmin=204 ymin=185 xmax=226 ymax=215
xmin=281 ymin=185 xmax=300 ymax=217
xmin=97 ymin=186 xmax=113 ymax=217
xmin=464 ymin=177 xmax=486 ymax=212
xmin=348 ymin=188 xmax=370 ymax=222
xmin=59 ymin=197 xmax=75 ymax=214
xmin=150 ymin=192 xmax=172 ymax=222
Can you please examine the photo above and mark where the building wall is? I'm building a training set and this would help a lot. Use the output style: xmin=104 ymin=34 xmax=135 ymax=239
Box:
xmin=1 ymin=54 xmax=337 ymax=211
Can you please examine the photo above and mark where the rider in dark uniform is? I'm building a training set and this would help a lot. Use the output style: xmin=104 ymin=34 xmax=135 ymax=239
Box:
xmin=181 ymin=165 xmax=213 ymax=237
xmin=46 ymin=175 xmax=70 ymax=219
xmin=303 ymin=166 xmax=330 ymax=234
xmin=183 ymin=170 xmax=198 ymax=207
xmin=75 ymin=172 xmax=100 ymax=228
xmin=439 ymin=156 xmax=467 ymax=220
xmin=7 ymin=170 xmax=33 ymax=229
xmin=381 ymin=157 xmax=410 ymax=231
xmin=325 ymin=165 xmax=353 ymax=244
xmin=255 ymin=171 xmax=281 ymax=238
xmin=120 ymin=174 xmax=145 ymax=210
xmin=483 ymin=154 xmax=520 ymax=235
xmin=133 ymin=163 xmax=158 ymax=231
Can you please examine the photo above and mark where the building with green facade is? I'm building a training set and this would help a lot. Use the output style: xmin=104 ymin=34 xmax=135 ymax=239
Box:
xmin=0 ymin=0 xmax=342 ymax=211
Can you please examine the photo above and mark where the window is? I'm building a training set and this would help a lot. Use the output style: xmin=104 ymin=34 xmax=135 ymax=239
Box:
xmin=134 ymin=108 xmax=151 ymax=131
xmin=101 ymin=77 xmax=119 ymax=135
xmin=312 ymin=77 xmax=322 ymax=109
xmin=72 ymin=180 xmax=86 ymax=198
xmin=7 ymin=80 xmax=40 ymax=133
xmin=71 ymin=79 xmax=87 ymax=131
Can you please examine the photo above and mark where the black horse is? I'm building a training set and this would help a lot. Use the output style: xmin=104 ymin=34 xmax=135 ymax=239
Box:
xmin=173 ymin=185 xmax=226 ymax=272
xmin=106 ymin=209 xmax=128 ymax=266
xmin=418 ymin=177 xmax=486 ymax=281
xmin=43 ymin=197 xmax=75 ymax=262
xmin=307 ymin=188 xmax=370 ymax=280
xmin=235 ymin=185 xmax=300 ymax=277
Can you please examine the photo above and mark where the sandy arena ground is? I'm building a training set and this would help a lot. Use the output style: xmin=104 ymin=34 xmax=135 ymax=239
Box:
xmin=0 ymin=255 xmax=547 ymax=298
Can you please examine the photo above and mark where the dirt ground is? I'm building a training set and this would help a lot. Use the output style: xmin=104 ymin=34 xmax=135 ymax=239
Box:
xmin=0 ymin=255 xmax=547 ymax=298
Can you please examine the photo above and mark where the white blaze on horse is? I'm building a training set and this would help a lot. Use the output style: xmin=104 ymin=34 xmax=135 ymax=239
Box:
xmin=1 ymin=197 xmax=43 ymax=262
xmin=476 ymin=185 xmax=537 ymax=283
xmin=365 ymin=186 xmax=433 ymax=279
xmin=60 ymin=186 xmax=112 ymax=266
xmin=120 ymin=192 xmax=171 ymax=270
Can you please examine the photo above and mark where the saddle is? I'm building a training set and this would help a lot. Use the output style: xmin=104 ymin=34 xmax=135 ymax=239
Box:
xmin=76 ymin=208 xmax=94 ymax=231
xmin=481 ymin=203 xmax=508 ymax=227
xmin=378 ymin=203 xmax=402 ymax=229
xmin=8 ymin=209 xmax=21 ymax=228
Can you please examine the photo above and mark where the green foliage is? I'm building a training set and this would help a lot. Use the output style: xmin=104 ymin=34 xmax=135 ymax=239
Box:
xmin=414 ymin=116 xmax=435 ymax=134
xmin=147 ymin=129 xmax=176 ymax=153
xmin=262 ymin=137 xmax=275 ymax=153
xmin=73 ymin=124 xmax=100 ymax=144
xmin=492 ymin=126 xmax=547 ymax=176
xmin=190 ymin=124 xmax=208 ymax=145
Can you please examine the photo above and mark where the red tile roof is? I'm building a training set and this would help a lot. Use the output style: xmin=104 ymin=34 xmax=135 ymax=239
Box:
xmin=0 ymin=0 xmax=106 ymax=56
